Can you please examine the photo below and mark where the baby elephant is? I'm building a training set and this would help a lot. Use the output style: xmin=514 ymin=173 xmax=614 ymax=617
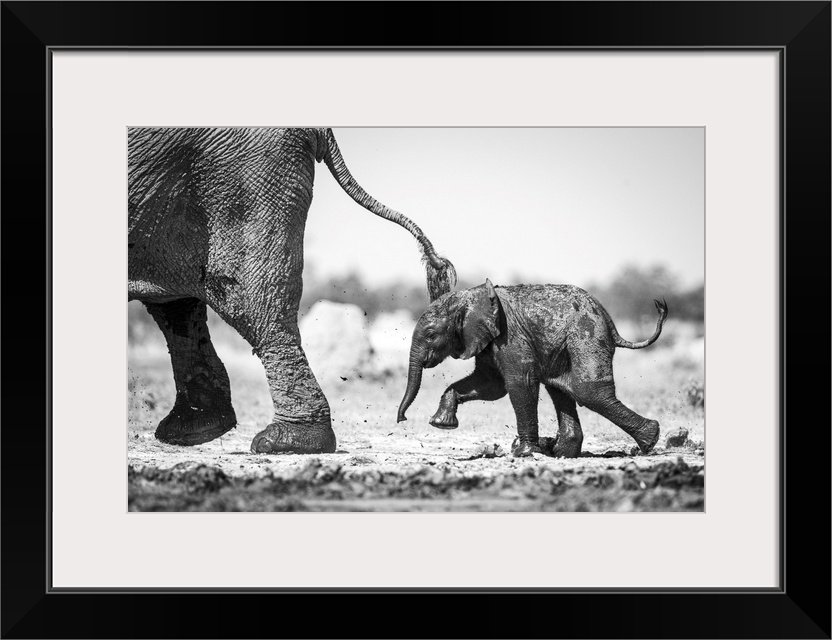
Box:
xmin=397 ymin=280 xmax=668 ymax=458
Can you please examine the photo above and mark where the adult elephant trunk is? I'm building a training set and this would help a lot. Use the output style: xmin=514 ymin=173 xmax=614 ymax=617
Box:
xmin=397 ymin=343 xmax=426 ymax=423
xmin=322 ymin=128 xmax=457 ymax=302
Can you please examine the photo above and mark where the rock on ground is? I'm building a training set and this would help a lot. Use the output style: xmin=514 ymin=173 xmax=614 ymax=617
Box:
xmin=665 ymin=428 xmax=690 ymax=448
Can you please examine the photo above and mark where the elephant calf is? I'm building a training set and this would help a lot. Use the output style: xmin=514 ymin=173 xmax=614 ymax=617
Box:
xmin=397 ymin=280 xmax=668 ymax=458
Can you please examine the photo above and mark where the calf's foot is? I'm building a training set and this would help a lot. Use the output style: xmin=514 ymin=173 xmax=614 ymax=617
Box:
xmin=551 ymin=432 xmax=583 ymax=458
xmin=634 ymin=420 xmax=660 ymax=454
xmin=429 ymin=397 xmax=459 ymax=430
xmin=511 ymin=438 xmax=544 ymax=458
xmin=537 ymin=436 xmax=557 ymax=455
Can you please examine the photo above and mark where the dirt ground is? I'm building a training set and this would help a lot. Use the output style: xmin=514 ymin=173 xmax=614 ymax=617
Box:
xmin=128 ymin=322 xmax=705 ymax=512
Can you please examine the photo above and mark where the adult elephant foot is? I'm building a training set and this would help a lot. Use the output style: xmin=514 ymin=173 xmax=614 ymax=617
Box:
xmin=156 ymin=403 xmax=236 ymax=446
xmin=250 ymin=421 xmax=337 ymax=454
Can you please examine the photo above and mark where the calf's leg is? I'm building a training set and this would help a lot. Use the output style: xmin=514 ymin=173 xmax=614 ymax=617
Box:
xmin=572 ymin=379 xmax=660 ymax=454
xmin=430 ymin=360 xmax=506 ymax=429
xmin=545 ymin=386 xmax=584 ymax=458
xmin=504 ymin=372 xmax=542 ymax=457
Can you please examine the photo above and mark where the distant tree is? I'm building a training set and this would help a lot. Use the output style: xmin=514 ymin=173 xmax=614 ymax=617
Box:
xmin=671 ymin=283 xmax=705 ymax=322
xmin=130 ymin=264 xmax=704 ymax=347
xmin=586 ymin=264 xmax=703 ymax=323
xmin=299 ymin=272 xmax=431 ymax=320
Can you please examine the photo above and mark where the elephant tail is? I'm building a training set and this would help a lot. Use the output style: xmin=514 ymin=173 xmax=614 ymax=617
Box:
xmin=321 ymin=128 xmax=457 ymax=302
xmin=609 ymin=298 xmax=669 ymax=349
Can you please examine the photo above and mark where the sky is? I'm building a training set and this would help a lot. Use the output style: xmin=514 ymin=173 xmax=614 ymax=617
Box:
xmin=303 ymin=127 xmax=704 ymax=290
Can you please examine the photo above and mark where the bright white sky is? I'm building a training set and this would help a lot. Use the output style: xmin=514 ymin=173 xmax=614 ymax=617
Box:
xmin=304 ymin=127 xmax=704 ymax=289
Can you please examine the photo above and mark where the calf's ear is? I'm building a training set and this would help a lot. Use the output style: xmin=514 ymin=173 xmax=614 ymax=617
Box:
xmin=457 ymin=279 xmax=501 ymax=359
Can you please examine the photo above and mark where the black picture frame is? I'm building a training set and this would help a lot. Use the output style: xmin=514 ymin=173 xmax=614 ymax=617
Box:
xmin=2 ymin=2 xmax=829 ymax=638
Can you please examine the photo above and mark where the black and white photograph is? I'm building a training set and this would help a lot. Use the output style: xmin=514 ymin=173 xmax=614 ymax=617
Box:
xmin=127 ymin=127 xmax=705 ymax=512
xmin=6 ymin=0 xmax=829 ymax=634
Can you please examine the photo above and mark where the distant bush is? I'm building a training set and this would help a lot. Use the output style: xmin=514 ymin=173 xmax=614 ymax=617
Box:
xmin=684 ymin=378 xmax=705 ymax=409
xmin=129 ymin=263 xmax=704 ymax=337
xmin=299 ymin=273 xmax=427 ymax=320
xmin=297 ymin=266 xmax=705 ymax=324
xmin=586 ymin=264 xmax=704 ymax=323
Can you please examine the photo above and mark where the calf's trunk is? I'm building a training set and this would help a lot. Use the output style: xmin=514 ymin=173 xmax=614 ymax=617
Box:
xmin=397 ymin=346 xmax=425 ymax=422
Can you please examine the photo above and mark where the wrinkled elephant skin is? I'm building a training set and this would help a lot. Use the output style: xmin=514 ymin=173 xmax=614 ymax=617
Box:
xmin=398 ymin=280 xmax=667 ymax=458
xmin=129 ymin=128 xmax=456 ymax=454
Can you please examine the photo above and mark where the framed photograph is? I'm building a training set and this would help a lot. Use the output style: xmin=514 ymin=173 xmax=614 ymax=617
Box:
xmin=3 ymin=2 xmax=829 ymax=638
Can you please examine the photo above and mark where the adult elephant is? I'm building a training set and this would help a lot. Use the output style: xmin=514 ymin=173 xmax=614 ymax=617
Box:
xmin=129 ymin=127 xmax=456 ymax=454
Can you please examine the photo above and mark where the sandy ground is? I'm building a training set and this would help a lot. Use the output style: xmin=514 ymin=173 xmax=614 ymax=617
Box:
xmin=128 ymin=324 xmax=705 ymax=511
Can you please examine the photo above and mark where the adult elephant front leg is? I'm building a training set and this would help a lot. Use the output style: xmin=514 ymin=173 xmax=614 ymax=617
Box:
xmin=216 ymin=289 xmax=336 ymax=454
xmin=249 ymin=321 xmax=336 ymax=454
